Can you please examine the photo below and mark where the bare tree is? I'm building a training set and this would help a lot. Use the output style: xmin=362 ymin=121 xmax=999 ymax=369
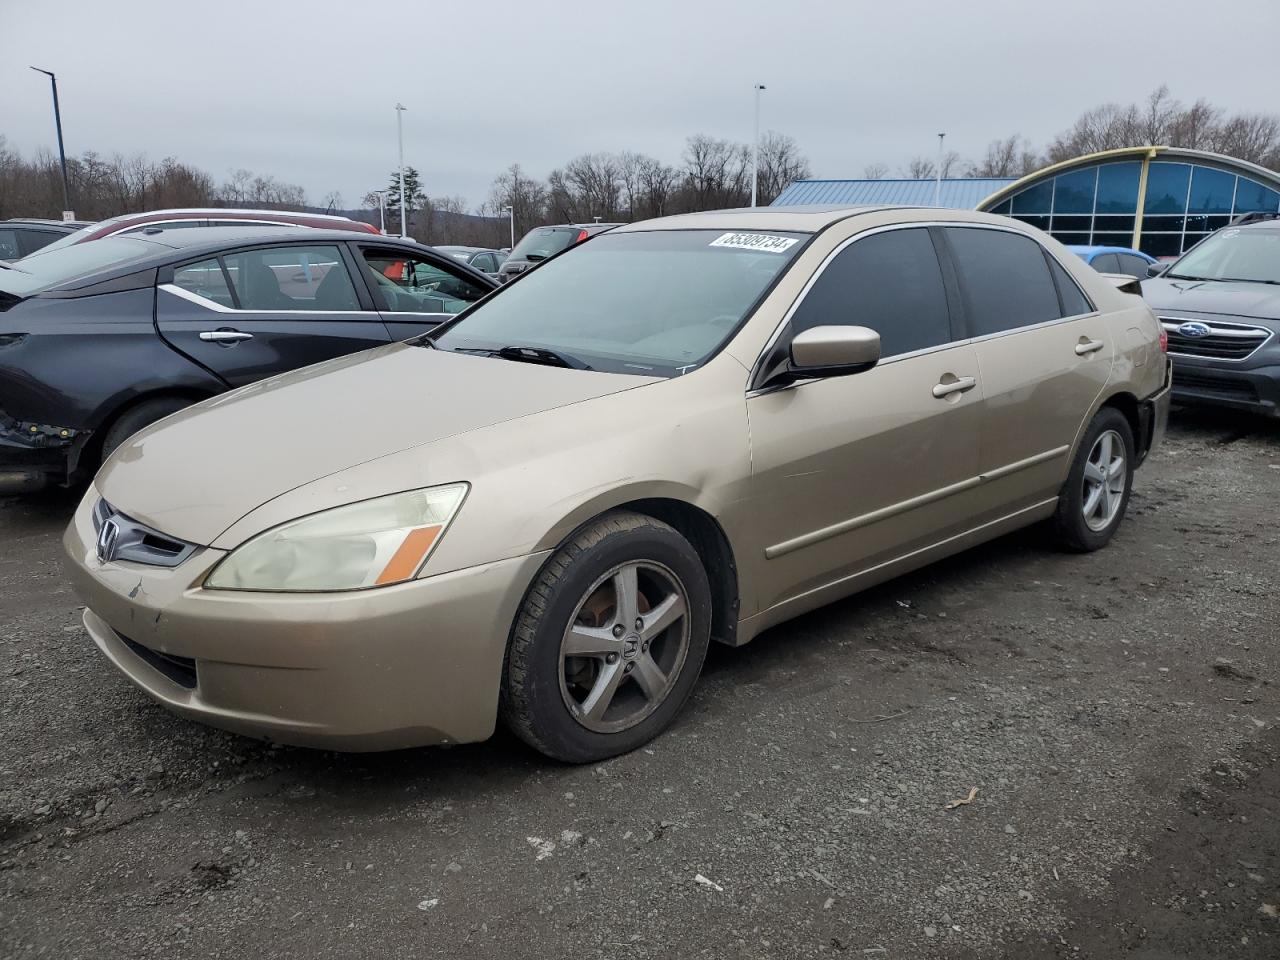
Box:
xmin=755 ymin=131 xmax=812 ymax=205
xmin=968 ymin=135 xmax=1041 ymax=178
xmin=862 ymin=163 xmax=889 ymax=179
xmin=902 ymin=156 xmax=935 ymax=179
xmin=682 ymin=134 xmax=751 ymax=210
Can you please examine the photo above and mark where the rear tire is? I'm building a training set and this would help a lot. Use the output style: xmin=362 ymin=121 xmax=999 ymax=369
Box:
xmin=1052 ymin=407 xmax=1135 ymax=552
xmin=501 ymin=511 xmax=712 ymax=763
xmin=100 ymin=397 xmax=191 ymax=465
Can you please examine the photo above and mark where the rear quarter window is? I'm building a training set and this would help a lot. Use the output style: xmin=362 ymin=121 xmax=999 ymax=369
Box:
xmin=945 ymin=227 xmax=1063 ymax=336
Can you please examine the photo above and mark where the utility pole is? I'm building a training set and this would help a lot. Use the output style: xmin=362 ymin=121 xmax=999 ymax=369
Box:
xmin=502 ymin=204 xmax=514 ymax=248
xmin=374 ymin=191 xmax=387 ymax=234
xmin=934 ymin=132 xmax=946 ymax=207
xmin=30 ymin=67 xmax=73 ymax=219
xmin=396 ymin=103 xmax=408 ymax=238
xmin=751 ymin=83 xmax=767 ymax=207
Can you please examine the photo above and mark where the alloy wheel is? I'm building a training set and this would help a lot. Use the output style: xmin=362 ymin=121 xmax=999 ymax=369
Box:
xmin=1082 ymin=428 xmax=1126 ymax=532
xmin=558 ymin=560 xmax=691 ymax=734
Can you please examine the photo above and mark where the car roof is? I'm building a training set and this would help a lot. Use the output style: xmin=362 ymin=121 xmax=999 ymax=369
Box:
xmin=93 ymin=207 xmax=364 ymax=225
xmin=4 ymin=218 xmax=90 ymax=230
xmin=612 ymin=204 xmax=941 ymax=234
xmin=1066 ymin=244 xmax=1154 ymax=259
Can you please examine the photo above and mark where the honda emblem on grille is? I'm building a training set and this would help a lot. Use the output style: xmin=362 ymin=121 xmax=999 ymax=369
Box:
xmin=96 ymin=517 xmax=121 ymax=563
xmin=1177 ymin=321 xmax=1212 ymax=338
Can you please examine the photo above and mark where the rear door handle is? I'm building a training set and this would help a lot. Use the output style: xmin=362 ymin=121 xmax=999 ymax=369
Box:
xmin=1075 ymin=338 xmax=1105 ymax=356
xmin=199 ymin=330 xmax=253 ymax=344
xmin=932 ymin=375 xmax=977 ymax=399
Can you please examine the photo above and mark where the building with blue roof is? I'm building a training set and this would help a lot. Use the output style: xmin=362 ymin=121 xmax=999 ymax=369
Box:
xmin=772 ymin=178 xmax=1014 ymax=209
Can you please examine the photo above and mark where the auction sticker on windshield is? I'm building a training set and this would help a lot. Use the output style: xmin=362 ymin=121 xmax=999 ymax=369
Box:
xmin=708 ymin=233 xmax=799 ymax=253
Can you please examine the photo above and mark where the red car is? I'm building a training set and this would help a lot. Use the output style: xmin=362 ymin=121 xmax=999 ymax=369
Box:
xmin=28 ymin=208 xmax=379 ymax=255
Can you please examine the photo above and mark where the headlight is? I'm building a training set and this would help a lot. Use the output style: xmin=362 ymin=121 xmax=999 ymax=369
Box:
xmin=205 ymin=484 xmax=468 ymax=592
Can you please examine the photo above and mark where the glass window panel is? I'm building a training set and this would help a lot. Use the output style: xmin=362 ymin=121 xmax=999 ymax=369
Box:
xmin=173 ymin=258 xmax=235 ymax=308
xmin=1187 ymin=166 xmax=1235 ymax=214
xmin=1181 ymin=233 xmax=1210 ymax=253
xmin=0 ymin=229 xmax=20 ymax=260
xmin=1144 ymin=162 xmax=1191 ymax=214
xmin=1092 ymin=253 xmax=1122 ymax=273
xmin=1116 ymin=254 xmax=1153 ymax=278
xmin=790 ymin=228 xmax=952 ymax=358
xmin=1233 ymin=178 xmax=1280 ymax=214
xmin=1049 ymin=257 xmax=1093 ymax=316
xmin=1093 ymin=215 xmax=1136 ymax=232
xmin=225 ymin=245 xmax=359 ymax=311
xmin=945 ymin=227 xmax=1063 ymax=335
xmin=1143 ymin=215 xmax=1185 ymax=233
xmin=1051 ymin=232 xmax=1090 ymax=246
xmin=1053 ymin=168 xmax=1097 ymax=214
xmin=1139 ymin=234 xmax=1182 ymax=259
xmin=1010 ymin=180 xmax=1053 ymax=214
xmin=1095 ymin=163 xmax=1141 ymax=213
xmin=1051 ymin=215 xmax=1092 ymax=232
xmin=1012 ymin=214 xmax=1050 ymax=230
xmin=361 ymin=249 xmax=490 ymax=314
xmin=1093 ymin=232 xmax=1136 ymax=248
xmin=989 ymin=199 xmax=1012 ymax=215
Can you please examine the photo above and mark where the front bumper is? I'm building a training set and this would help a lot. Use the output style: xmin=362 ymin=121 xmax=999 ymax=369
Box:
xmin=0 ymin=411 xmax=86 ymax=493
xmin=63 ymin=491 xmax=549 ymax=751
xmin=1169 ymin=357 xmax=1280 ymax=418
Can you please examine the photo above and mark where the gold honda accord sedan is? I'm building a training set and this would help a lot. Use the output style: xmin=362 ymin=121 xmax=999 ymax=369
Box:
xmin=64 ymin=206 xmax=1170 ymax=762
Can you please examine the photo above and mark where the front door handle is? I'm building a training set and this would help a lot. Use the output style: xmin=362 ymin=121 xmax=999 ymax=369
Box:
xmin=1075 ymin=337 xmax=1105 ymax=356
xmin=199 ymin=329 xmax=253 ymax=344
xmin=932 ymin=375 xmax=977 ymax=399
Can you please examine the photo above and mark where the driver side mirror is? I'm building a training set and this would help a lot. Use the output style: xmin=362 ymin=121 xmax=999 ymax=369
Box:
xmin=789 ymin=325 xmax=881 ymax=378
xmin=1147 ymin=262 xmax=1167 ymax=278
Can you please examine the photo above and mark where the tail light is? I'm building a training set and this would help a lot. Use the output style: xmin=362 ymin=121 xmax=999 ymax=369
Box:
xmin=575 ymin=229 xmax=589 ymax=243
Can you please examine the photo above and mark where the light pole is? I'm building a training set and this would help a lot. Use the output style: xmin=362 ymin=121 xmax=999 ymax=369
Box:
xmin=395 ymin=103 xmax=408 ymax=238
xmin=751 ymin=83 xmax=766 ymax=208
xmin=30 ymin=67 xmax=73 ymax=219
xmin=933 ymin=132 xmax=946 ymax=207
xmin=501 ymin=204 xmax=514 ymax=248
xmin=374 ymin=190 xmax=387 ymax=234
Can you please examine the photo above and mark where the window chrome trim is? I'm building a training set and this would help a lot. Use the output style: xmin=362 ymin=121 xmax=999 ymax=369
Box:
xmin=748 ymin=219 xmax=1100 ymax=393
xmin=159 ymin=283 xmax=375 ymax=316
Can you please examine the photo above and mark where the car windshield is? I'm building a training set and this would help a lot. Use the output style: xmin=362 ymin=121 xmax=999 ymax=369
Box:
xmin=21 ymin=224 xmax=98 ymax=256
xmin=0 ymin=236 xmax=162 ymax=296
xmin=509 ymin=227 xmax=580 ymax=262
xmin=433 ymin=229 xmax=807 ymax=376
xmin=1167 ymin=228 xmax=1280 ymax=283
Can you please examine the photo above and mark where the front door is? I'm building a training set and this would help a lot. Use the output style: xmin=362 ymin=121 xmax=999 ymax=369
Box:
xmin=745 ymin=226 xmax=985 ymax=615
xmin=156 ymin=243 xmax=393 ymax=387
xmin=355 ymin=245 xmax=493 ymax=340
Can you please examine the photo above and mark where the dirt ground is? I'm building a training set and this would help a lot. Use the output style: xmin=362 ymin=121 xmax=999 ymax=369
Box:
xmin=1 ymin=407 xmax=1278 ymax=959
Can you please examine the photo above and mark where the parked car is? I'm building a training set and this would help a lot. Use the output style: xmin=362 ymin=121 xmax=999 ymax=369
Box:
xmin=63 ymin=207 xmax=1169 ymax=762
xmin=1142 ymin=219 xmax=1280 ymax=417
xmin=26 ymin=208 xmax=379 ymax=257
xmin=496 ymin=222 xmax=620 ymax=283
xmin=1067 ymin=245 xmax=1158 ymax=279
xmin=0 ymin=228 xmax=496 ymax=493
xmin=434 ymin=245 xmax=507 ymax=277
xmin=0 ymin=218 xmax=93 ymax=259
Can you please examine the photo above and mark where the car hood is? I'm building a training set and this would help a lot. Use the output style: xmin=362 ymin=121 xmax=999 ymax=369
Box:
xmin=96 ymin=343 xmax=657 ymax=545
xmin=1141 ymin=277 xmax=1280 ymax=321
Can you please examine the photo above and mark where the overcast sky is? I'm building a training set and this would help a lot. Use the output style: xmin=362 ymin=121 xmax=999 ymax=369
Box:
xmin=3 ymin=0 xmax=1279 ymax=211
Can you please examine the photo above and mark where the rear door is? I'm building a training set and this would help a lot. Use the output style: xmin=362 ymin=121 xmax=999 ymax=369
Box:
xmin=156 ymin=242 xmax=392 ymax=387
xmin=940 ymin=226 xmax=1112 ymax=519
xmin=353 ymin=244 xmax=493 ymax=339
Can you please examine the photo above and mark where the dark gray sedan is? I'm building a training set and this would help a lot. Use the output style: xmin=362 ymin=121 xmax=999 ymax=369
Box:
xmin=0 ymin=227 xmax=496 ymax=492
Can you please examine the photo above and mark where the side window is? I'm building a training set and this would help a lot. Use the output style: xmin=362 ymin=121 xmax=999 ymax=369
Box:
xmin=0 ymin=230 xmax=23 ymax=259
xmin=945 ymin=227 xmax=1062 ymax=336
xmin=1092 ymin=253 xmax=1121 ymax=273
xmin=1047 ymin=257 xmax=1093 ymax=317
xmin=359 ymin=248 xmax=489 ymax=314
xmin=789 ymin=228 xmax=952 ymax=358
xmin=173 ymin=258 xmax=235 ymax=307
xmin=473 ymin=253 xmax=495 ymax=272
xmin=18 ymin=230 xmax=65 ymax=256
xmin=224 ymin=245 xmax=359 ymax=311
xmin=1116 ymin=254 xmax=1149 ymax=278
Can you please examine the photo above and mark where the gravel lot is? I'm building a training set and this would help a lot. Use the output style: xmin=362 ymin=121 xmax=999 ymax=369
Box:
xmin=2 ymin=408 xmax=1278 ymax=959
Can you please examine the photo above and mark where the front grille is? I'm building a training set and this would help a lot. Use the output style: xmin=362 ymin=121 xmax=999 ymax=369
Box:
xmin=1172 ymin=370 xmax=1259 ymax=403
xmin=93 ymin=499 xmax=198 ymax=567
xmin=119 ymin=634 xmax=198 ymax=689
xmin=1160 ymin=318 xmax=1272 ymax=361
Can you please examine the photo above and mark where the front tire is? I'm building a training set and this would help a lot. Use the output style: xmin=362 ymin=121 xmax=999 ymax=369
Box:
xmin=1052 ymin=407 xmax=1135 ymax=552
xmin=501 ymin=511 xmax=713 ymax=763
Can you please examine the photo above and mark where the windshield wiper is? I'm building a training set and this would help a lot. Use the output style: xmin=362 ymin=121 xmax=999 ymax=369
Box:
xmin=1220 ymin=277 xmax=1280 ymax=285
xmin=449 ymin=344 xmax=590 ymax=370
xmin=1164 ymin=273 xmax=1210 ymax=281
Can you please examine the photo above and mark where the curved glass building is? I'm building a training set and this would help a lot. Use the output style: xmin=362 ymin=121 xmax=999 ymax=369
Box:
xmin=978 ymin=146 xmax=1280 ymax=258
